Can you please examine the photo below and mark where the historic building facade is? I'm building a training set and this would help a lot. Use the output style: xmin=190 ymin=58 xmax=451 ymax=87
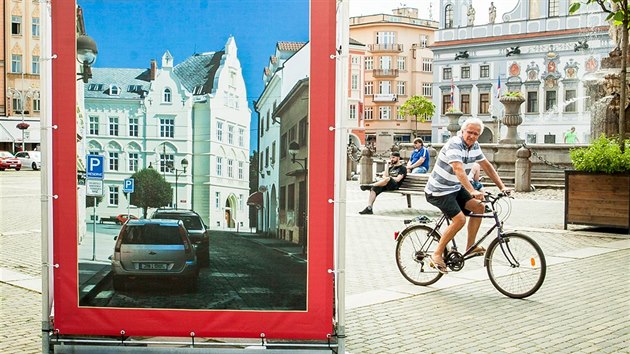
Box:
xmin=84 ymin=38 xmax=250 ymax=231
xmin=350 ymin=7 xmax=438 ymax=152
xmin=431 ymin=0 xmax=613 ymax=144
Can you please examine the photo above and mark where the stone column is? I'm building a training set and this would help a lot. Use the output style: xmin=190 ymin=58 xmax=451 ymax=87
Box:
xmin=514 ymin=145 xmax=532 ymax=192
xmin=499 ymin=95 xmax=525 ymax=144
xmin=445 ymin=111 xmax=463 ymax=137
xmin=359 ymin=147 xmax=374 ymax=185
xmin=427 ymin=145 xmax=438 ymax=172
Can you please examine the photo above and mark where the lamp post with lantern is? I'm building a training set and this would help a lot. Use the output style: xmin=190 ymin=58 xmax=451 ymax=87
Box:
xmin=167 ymin=158 xmax=189 ymax=209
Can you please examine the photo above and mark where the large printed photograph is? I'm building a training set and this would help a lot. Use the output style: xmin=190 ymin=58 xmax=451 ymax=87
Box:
xmin=75 ymin=0 xmax=310 ymax=312
xmin=52 ymin=0 xmax=335 ymax=338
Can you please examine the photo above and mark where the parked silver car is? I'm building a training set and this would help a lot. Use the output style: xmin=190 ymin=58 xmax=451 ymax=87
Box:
xmin=111 ymin=219 xmax=199 ymax=291
xmin=14 ymin=151 xmax=41 ymax=170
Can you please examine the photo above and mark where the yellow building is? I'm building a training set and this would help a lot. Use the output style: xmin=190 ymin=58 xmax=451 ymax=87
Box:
xmin=2 ymin=0 xmax=42 ymax=151
xmin=350 ymin=7 xmax=438 ymax=152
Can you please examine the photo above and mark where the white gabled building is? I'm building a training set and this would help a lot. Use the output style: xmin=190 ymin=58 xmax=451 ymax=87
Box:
xmin=254 ymin=41 xmax=307 ymax=237
xmin=84 ymin=37 xmax=250 ymax=231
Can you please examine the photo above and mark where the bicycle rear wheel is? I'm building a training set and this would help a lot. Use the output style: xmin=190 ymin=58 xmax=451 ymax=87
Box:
xmin=485 ymin=232 xmax=546 ymax=299
xmin=395 ymin=224 xmax=444 ymax=286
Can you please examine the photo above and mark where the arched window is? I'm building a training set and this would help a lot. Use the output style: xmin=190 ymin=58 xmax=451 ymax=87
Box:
xmin=445 ymin=4 xmax=454 ymax=28
xmin=163 ymin=88 xmax=172 ymax=103
xmin=110 ymin=85 xmax=120 ymax=96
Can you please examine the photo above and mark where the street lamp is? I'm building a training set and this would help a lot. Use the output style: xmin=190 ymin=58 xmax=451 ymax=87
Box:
xmin=288 ymin=141 xmax=307 ymax=172
xmin=7 ymin=78 xmax=37 ymax=151
xmin=77 ymin=34 xmax=98 ymax=83
xmin=169 ymin=158 xmax=189 ymax=209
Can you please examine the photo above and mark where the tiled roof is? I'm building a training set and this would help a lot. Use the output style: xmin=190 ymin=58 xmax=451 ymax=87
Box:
xmin=276 ymin=41 xmax=307 ymax=52
xmin=84 ymin=68 xmax=150 ymax=99
xmin=173 ymin=51 xmax=224 ymax=95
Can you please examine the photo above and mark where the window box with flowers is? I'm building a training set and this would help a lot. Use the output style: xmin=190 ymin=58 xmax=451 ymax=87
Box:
xmin=16 ymin=122 xmax=30 ymax=130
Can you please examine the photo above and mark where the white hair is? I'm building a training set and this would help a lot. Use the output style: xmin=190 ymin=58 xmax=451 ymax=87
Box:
xmin=460 ymin=117 xmax=484 ymax=134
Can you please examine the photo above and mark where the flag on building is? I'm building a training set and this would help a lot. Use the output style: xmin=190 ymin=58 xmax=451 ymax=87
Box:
xmin=496 ymin=75 xmax=501 ymax=98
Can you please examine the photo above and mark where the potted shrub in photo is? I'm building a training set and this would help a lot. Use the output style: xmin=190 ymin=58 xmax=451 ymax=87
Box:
xmin=565 ymin=135 xmax=630 ymax=230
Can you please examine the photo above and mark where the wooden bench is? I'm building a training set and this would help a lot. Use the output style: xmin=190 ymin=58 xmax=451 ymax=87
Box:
xmin=386 ymin=174 xmax=429 ymax=208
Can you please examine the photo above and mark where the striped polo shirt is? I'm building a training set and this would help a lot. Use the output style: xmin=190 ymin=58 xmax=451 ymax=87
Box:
xmin=424 ymin=135 xmax=486 ymax=196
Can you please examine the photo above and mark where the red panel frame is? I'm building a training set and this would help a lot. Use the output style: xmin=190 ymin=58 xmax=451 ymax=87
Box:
xmin=52 ymin=0 xmax=336 ymax=339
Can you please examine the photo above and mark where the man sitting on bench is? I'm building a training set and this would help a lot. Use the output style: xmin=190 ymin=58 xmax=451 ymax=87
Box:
xmin=359 ymin=151 xmax=407 ymax=215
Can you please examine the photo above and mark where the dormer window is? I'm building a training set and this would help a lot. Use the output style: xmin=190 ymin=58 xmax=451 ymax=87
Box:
xmin=109 ymin=85 xmax=120 ymax=96
xmin=127 ymin=85 xmax=143 ymax=92
xmin=163 ymin=88 xmax=172 ymax=103
xmin=193 ymin=85 xmax=204 ymax=95
xmin=88 ymin=83 xmax=104 ymax=91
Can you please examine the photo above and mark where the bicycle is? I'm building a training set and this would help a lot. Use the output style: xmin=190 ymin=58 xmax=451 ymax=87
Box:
xmin=394 ymin=192 xmax=546 ymax=299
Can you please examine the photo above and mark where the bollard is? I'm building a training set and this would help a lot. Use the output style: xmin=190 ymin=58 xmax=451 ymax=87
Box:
xmin=427 ymin=145 xmax=437 ymax=172
xmin=514 ymin=146 xmax=532 ymax=192
xmin=359 ymin=147 xmax=374 ymax=184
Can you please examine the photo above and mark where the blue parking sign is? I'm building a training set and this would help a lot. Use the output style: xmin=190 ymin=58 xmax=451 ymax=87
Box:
xmin=123 ymin=178 xmax=135 ymax=193
xmin=86 ymin=155 xmax=104 ymax=179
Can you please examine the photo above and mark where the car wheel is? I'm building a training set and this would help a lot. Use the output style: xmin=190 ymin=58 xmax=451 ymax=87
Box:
xmin=112 ymin=275 xmax=126 ymax=291
xmin=15 ymin=168 xmax=20 ymax=171
xmin=32 ymin=162 xmax=38 ymax=170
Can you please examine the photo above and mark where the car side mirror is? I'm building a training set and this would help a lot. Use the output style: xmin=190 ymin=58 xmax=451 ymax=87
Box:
xmin=113 ymin=236 xmax=117 ymax=240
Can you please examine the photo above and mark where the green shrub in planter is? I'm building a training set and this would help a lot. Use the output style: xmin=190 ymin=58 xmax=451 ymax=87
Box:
xmin=569 ymin=135 xmax=630 ymax=173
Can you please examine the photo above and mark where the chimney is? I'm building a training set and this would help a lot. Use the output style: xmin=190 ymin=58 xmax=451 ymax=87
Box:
xmin=150 ymin=59 xmax=157 ymax=80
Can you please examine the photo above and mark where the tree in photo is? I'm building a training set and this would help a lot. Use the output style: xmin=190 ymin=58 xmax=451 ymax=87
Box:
xmin=398 ymin=95 xmax=436 ymax=137
xmin=129 ymin=167 xmax=172 ymax=218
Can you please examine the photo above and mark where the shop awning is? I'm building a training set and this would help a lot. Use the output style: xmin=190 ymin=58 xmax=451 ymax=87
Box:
xmin=246 ymin=191 xmax=263 ymax=207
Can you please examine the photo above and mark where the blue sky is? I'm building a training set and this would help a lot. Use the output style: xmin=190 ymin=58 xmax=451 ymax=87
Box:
xmin=79 ymin=0 xmax=309 ymax=153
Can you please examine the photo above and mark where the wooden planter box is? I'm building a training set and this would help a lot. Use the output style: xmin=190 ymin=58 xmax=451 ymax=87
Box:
xmin=564 ymin=171 xmax=630 ymax=230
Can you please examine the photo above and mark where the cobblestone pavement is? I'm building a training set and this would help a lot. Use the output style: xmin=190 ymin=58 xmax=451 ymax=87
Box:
xmin=1 ymin=173 xmax=629 ymax=353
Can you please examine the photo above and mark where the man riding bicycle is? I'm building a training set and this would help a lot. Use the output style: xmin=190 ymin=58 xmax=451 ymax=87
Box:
xmin=424 ymin=117 xmax=511 ymax=273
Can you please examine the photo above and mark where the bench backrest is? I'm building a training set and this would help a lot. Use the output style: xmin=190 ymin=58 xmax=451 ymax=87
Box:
xmin=398 ymin=174 xmax=429 ymax=192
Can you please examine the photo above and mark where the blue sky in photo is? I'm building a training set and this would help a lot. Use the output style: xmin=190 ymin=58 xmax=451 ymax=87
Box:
xmin=78 ymin=0 xmax=310 ymax=153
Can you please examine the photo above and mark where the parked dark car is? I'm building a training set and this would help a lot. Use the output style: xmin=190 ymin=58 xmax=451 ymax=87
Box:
xmin=150 ymin=209 xmax=210 ymax=267
xmin=111 ymin=219 xmax=199 ymax=291
xmin=0 ymin=151 xmax=22 ymax=171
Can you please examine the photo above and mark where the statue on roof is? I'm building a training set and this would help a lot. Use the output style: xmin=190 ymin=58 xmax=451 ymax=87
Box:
xmin=467 ymin=5 xmax=476 ymax=26
xmin=489 ymin=2 xmax=497 ymax=24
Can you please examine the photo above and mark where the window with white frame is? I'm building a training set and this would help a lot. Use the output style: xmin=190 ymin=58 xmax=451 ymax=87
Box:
xmin=109 ymin=152 xmax=119 ymax=171
xmin=549 ymin=0 xmax=559 ymax=17
xmin=32 ymin=56 xmax=40 ymax=74
xmin=128 ymin=153 xmax=139 ymax=172
xmin=480 ymin=65 xmax=490 ymax=78
xmin=217 ymin=121 xmax=223 ymax=141
xmin=461 ymin=66 xmax=470 ymax=79
xmin=160 ymin=154 xmax=174 ymax=173
xmin=89 ymin=116 xmax=99 ymax=135
xmin=364 ymin=81 xmax=374 ymax=95
xmin=351 ymin=55 xmax=360 ymax=64
xmin=397 ymin=81 xmax=406 ymax=95
xmin=351 ymin=74 xmax=359 ymax=90
xmin=109 ymin=85 xmax=120 ymax=96
xmin=238 ymin=127 xmax=245 ymax=147
xmin=11 ymin=54 xmax=22 ymax=73
xmin=238 ymin=161 xmax=244 ymax=179
xmin=443 ymin=67 xmax=452 ymax=80
xmin=109 ymin=186 xmax=119 ymax=206
xmin=379 ymin=106 xmax=391 ymax=120
xmin=12 ymin=97 xmax=22 ymax=112
xmin=109 ymin=117 xmax=119 ymax=136
xmin=397 ymin=109 xmax=405 ymax=120
xmin=565 ymin=89 xmax=577 ymax=112
xmin=163 ymin=88 xmax=172 ymax=103
xmin=228 ymin=125 xmax=234 ymax=144
xmin=349 ymin=104 xmax=357 ymax=119
xmin=365 ymin=57 xmax=373 ymax=70
xmin=420 ymin=35 xmax=428 ymax=48
xmin=239 ymin=194 xmax=244 ymax=211
xmin=227 ymin=159 xmax=234 ymax=178
xmin=160 ymin=118 xmax=174 ymax=138
xmin=376 ymin=31 xmax=395 ymax=44
xmin=215 ymin=192 xmax=221 ymax=209
xmin=32 ymin=18 xmax=40 ymax=37
xmin=422 ymin=82 xmax=432 ymax=97
xmin=397 ymin=56 xmax=406 ymax=71
xmin=364 ymin=107 xmax=374 ymax=120
xmin=216 ymin=156 xmax=223 ymax=176
xmin=33 ymin=97 xmax=41 ymax=112
xmin=445 ymin=5 xmax=454 ymax=28
xmin=422 ymin=58 xmax=432 ymax=72
xmin=380 ymin=56 xmax=391 ymax=70
xmin=11 ymin=16 xmax=22 ymax=35
xmin=128 ymin=117 xmax=138 ymax=137
xmin=379 ymin=81 xmax=391 ymax=94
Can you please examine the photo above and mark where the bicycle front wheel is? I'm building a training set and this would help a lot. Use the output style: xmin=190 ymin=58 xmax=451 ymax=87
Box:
xmin=395 ymin=224 xmax=444 ymax=286
xmin=486 ymin=232 xmax=546 ymax=299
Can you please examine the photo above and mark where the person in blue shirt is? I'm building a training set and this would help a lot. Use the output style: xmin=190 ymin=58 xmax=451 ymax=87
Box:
xmin=406 ymin=138 xmax=430 ymax=174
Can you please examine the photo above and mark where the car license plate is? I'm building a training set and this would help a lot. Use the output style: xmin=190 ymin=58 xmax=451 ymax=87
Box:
xmin=139 ymin=263 xmax=167 ymax=270
xmin=9 ymin=164 xmax=16 ymax=167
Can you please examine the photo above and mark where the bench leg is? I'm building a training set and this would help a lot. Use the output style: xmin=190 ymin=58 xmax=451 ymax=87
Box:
xmin=406 ymin=194 xmax=412 ymax=208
